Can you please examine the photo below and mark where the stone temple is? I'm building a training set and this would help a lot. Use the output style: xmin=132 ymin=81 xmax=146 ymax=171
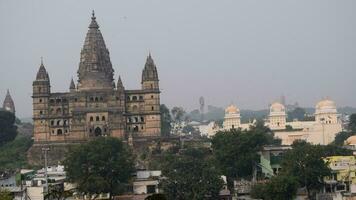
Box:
xmin=32 ymin=12 xmax=161 ymax=143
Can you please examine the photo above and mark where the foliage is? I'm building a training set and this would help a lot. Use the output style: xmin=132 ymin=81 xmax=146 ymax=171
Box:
xmin=0 ymin=189 xmax=13 ymax=200
xmin=160 ymin=104 xmax=172 ymax=137
xmin=281 ymin=140 xmax=331 ymax=200
xmin=0 ymin=111 xmax=18 ymax=146
xmin=64 ymin=137 xmax=134 ymax=200
xmin=287 ymin=107 xmax=306 ymax=122
xmin=320 ymin=144 xmax=353 ymax=156
xmin=211 ymin=121 xmax=280 ymax=188
xmin=171 ymin=107 xmax=185 ymax=122
xmin=349 ymin=113 xmax=356 ymax=133
xmin=161 ymin=147 xmax=224 ymax=200
xmin=0 ymin=136 xmax=33 ymax=170
xmin=145 ymin=193 xmax=167 ymax=200
xmin=44 ymin=185 xmax=74 ymax=200
xmin=251 ymin=175 xmax=299 ymax=200
xmin=334 ymin=131 xmax=355 ymax=146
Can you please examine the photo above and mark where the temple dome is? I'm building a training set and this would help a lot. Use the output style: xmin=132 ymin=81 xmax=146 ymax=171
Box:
xmin=270 ymin=102 xmax=285 ymax=113
xmin=225 ymin=104 xmax=240 ymax=114
xmin=315 ymin=99 xmax=337 ymax=114
xmin=345 ymin=136 xmax=356 ymax=145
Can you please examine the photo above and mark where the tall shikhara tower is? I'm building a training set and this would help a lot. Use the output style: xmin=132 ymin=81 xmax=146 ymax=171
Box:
xmin=32 ymin=11 xmax=161 ymax=143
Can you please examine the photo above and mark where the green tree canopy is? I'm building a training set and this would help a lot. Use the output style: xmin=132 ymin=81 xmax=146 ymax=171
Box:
xmin=287 ymin=107 xmax=306 ymax=122
xmin=211 ymin=121 xmax=280 ymax=187
xmin=280 ymin=140 xmax=331 ymax=199
xmin=161 ymin=147 xmax=224 ymax=200
xmin=348 ymin=113 xmax=356 ymax=133
xmin=0 ymin=111 xmax=17 ymax=146
xmin=0 ymin=189 xmax=12 ymax=200
xmin=0 ymin=136 xmax=33 ymax=170
xmin=160 ymin=104 xmax=172 ymax=137
xmin=64 ymin=137 xmax=134 ymax=200
xmin=251 ymin=174 xmax=299 ymax=200
xmin=171 ymin=107 xmax=185 ymax=122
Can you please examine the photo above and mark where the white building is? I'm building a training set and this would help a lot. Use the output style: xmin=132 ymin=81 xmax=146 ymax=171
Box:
xmin=223 ymin=104 xmax=241 ymax=130
xmin=271 ymin=98 xmax=342 ymax=145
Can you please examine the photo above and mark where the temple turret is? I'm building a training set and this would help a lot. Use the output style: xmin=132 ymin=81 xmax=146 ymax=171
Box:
xmin=69 ymin=78 xmax=76 ymax=92
xmin=141 ymin=53 xmax=159 ymax=90
xmin=77 ymin=11 xmax=114 ymax=91
xmin=117 ymin=76 xmax=125 ymax=91
xmin=2 ymin=90 xmax=15 ymax=114
xmin=33 ymin=59 xmax=51 ymax=96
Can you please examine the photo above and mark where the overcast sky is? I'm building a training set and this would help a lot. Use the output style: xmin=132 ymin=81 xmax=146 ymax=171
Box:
xmin=0 ymin=0 xmax=355 ymax=117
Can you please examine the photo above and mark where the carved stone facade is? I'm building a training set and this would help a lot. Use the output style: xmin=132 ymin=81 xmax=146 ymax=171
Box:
xmin=32 ymin=12 xmax=161 ymax=143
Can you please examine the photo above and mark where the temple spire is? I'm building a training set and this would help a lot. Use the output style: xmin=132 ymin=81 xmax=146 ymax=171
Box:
xmin=77 ymin=11 xmax=114 ymax=91
xmin=69 ymin=78 xmax=76 ymax=91
xmin=117 ymin=76 xmax=124 ymax=91
xmin=142 ymin=53 xmax=159 ymax=83
xmin=36 ymin=58 xmax=50 ymax=81
xmin=3 ymin=89 xmax=15 ymax=114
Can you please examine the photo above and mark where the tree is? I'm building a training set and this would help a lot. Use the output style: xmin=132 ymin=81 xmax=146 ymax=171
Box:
xmin=287 ymin=107 xmax=306 ymax=122
xmin=0 ymin=189 xmax=12 ymax=200
xmin=171 ymin=107 xmax=185 ymax=122
xmin=64 ymin=137 xmax=134 ymax=200
xmin=145 ymin=194 xmax=167 ymax=200
xmin=161 ymin=147 xmax=224 ymax=200
xmin=0 ymin=136 xmax=33 ymax=170
xmin=0 ymin=111 xmax=17 ymax=146
xmin=250 ymin=174 xmax=299 ymax=200
xmin=334 ymin=131 xmax=355 ymax=146
xmin=160 ymin=104 xmax=172 ymax=137
xmin=281 ymin=141 xmax=331 ymax=200
xmin=212 ymin=122 xmax=280 ymax=188
xmin=44 ymin=185 xmax=74 ymax=200
xmin=348 ymin=113 xmax=356 ymax=133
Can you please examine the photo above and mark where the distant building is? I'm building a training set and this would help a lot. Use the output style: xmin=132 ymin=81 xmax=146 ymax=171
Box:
xmin=32 ymin=12 xmax=161 ymax=143
xmin=324 ymin=156 xmax=356 ymax=194
xmin=270 ymin=98 xmax=342 ymax=145
xmin=223 ymin=104 xmax=241 ymax=130
xmin=2 ymin=89 xmax=15 ymax=114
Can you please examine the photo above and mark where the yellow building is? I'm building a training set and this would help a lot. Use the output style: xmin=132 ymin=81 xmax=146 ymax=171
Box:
xmin=324 ymin=156 xmax=356 ymax=194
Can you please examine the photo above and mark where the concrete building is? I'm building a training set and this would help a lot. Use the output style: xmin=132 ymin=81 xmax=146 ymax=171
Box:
xmin=32 ymin=12 xmax=161 ymax=143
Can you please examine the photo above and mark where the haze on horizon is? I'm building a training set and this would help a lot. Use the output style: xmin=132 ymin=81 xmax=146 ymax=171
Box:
xmin=0 ymin=0 xmax=355 ymax=118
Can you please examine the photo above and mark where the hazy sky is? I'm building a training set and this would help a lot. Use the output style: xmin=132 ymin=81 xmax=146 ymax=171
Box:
xmin=0 ymin=0 xmax=355 ymax=118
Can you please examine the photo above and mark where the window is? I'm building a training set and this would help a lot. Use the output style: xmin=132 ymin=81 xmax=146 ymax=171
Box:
xmin=57 ymin=120 xmax=61 ymax=126
xmin=40 ymin=111 xmax=43 ymax=115
xmin=74 ymin=98 xmax=78 ymax=102
xmin=95 ymin=97 xmax=99 ymax=102
xmin=90 ymin=97 xmax=94 ymax=102
xmin=57 ymin=129 xmax=63 ymax=135
xmin=90 ymin=116 xmax=94 ymax=122
xmin=151 ymin=95 xmax=154 ymax=99
xmin=134 ymin=117 xmax=138 ymax=123
xmin=64 ymin=120 xmax=67 ymax=126
xmin=39 ymin=99 xmax=42 ymax=103
xmin=56 ymin=108 xmax=61 ymax=114
xmin=141 ymin=117 xmax=144 ymax=122
xmin=139 ymin=96 xmax=143 ymax=100
xmin=132 ymin=96 xmax=138 ymax=101
xmin=102 ymin=116 xmax=106 ymax=121
xmin=132 ymin=105 xmax=138 ymax=111
xmin=151 ymin=106 xmax=154 ymax=111
xmin=96 ymin=116 xmax=100 ymax=121
xmin=51 ymin=120 xmax=54 ymax=126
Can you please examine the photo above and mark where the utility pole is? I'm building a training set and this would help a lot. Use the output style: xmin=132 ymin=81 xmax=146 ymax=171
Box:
xmin=42 ymin=147 xmax=50 ymax=194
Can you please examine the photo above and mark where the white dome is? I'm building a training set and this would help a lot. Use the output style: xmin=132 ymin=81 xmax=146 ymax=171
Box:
xmin=270 ymin=102 xmax=285 ymax=113
xmin=225 ymin=104 xmax=240 ymax=114
xmin=315 ymin=99 xmax=337 ymax=114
